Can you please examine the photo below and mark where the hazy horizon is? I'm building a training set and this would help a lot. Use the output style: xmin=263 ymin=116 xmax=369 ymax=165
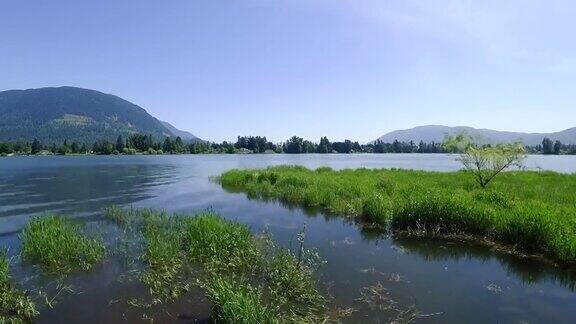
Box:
xmin=2 ymin=0 xmax=575 ymax=142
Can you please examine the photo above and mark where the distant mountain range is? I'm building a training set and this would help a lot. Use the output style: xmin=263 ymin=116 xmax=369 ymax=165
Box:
xmin=0 ymin=86 xmax=200 ymax=144
xmin=2 ymin=87 xmax=573 ymax=147
xmin=376 ymin=125 xmax=576 ymax=146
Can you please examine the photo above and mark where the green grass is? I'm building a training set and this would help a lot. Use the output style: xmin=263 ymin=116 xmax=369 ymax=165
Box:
xmin=1 ymin=250 xmax=38 ymax=323
xmin=205 ymin=276 xmax=277 ymax=324
xmin=264 ymin=248 xmax=323 ymax=308
xmin=220 ymin=166 xmax=576 ymax=263
xmin=20 ymin=215 xmax=105 ymax=274
xmin=141 ymin=213 xmax=188 ymax=301
xmin=182 ymin=213 xmax=262 ymax=274
xmin=105 ymin=207 xmax=325 ymax=322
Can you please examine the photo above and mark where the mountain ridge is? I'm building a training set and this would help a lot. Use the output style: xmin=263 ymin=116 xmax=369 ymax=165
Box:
xmin=160 ymin=121 xmax=199 ymax=141
xmin=375 ymin=125 xmax=576 ymax=146
xmin=0 ymin=86 xmax=199 ymax=144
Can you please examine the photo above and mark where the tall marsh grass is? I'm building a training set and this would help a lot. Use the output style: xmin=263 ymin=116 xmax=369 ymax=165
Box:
xmin=205 ymin=276 xmax=277 ymax=324
xmin=20 ymin=215 xmax=105 ymax=274
xmin=1 ymin=250 xmax=38 ymax=322
xmin=220 ymin=166 xmax=576 ymax=263
xmin=105 ymin=207 xmax=325 ymax=322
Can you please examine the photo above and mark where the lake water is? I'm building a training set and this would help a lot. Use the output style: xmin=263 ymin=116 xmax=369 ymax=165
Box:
xmin=1 ymin=154 xmax=575 ymax=323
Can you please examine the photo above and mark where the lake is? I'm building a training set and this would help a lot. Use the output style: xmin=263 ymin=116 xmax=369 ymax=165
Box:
xmin=1 ymin=154 xmax=576 ymax=323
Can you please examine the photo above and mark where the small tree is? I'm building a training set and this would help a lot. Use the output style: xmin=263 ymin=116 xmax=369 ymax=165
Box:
xmin=31 ymin=138 xmax=42 ymax=155
xmin=553 ymin=140 xmax=562 ymax=155
xmin=542 ymin=137 xmax=554 ymax=154
xmin=115 ymin=135 xmax=125 ymax=152
xmin=444 ymin=134 xmax=526 ymax=188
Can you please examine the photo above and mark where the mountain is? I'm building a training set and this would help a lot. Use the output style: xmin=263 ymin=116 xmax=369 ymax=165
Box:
xmin=160 ymin=121 xmax=200 ymax=142
xmin=0 ymin=86 xmax=198 ymax=144
xmin=375 ymin=125 xmax=576 ymax=146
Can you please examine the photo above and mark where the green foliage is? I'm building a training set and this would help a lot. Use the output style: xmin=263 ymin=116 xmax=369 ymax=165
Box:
xmin=444 ymin=133 xmax=526 ymax=188
xmin=235 ymin=136 xmax=275 ymax=153
xmin=0 ymin=87 xmax=172 ymax=144
xmin=105 ymin=208 xmax=325 ymax=321
xmin=220 ymin=166 xmax=576 ymax=263
xmin=1 ymin=250 xmax=38 ymax=322
xmin=331 ymin=139 xmax=362 ymax=153
xmin=316 ymin=136 xmax=331 ymax=153
xmin=20 ymin=215 xmax=105 ymax=274
xmin=115 ymin=135 xmax=125 ymax=151
xmin=264 ymin=249 xmax=323 ymax=307
xmin=183 ymin=213 xmax=261 ymax=274
xmin=283 ymin=136 xmax=316 ymax=154
xmin=392 ymin=193 xmax=494 ymax=235
xmin=205 ymin=276 xmax=277 ymax=324
xmin=141 ymin=215 xmax=188 ymax=300
xmin=542 ymin=137 xmax=554 ymax=155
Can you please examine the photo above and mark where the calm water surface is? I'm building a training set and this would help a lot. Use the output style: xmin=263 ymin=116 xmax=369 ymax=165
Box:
xmin=1 ymin=154 xmax=575 ymax=323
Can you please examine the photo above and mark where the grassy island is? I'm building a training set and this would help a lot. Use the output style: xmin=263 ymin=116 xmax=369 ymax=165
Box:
xmin=220 ymin=166 xmax=576 ymax=263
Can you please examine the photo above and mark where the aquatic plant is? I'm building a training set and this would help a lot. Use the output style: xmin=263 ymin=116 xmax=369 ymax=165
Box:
xmin=182 ymin=213 xmax=262 ymax=274
xmin=205 ymin=276 xmax=277 ymax=324
xmin=219 ymin=166 xmax=576 ymax=263
xmin=141 ymin=215 xmax=188 ymax=301
xmin=264 ymin=248 xmax=322 ymax=307
xmin=105 ymin=207 xmax=326 ymax=322
xmin=20 ymin=215 xmax=105 ymax=274
xmin=0 ymin=250 xmax=38 ymax=322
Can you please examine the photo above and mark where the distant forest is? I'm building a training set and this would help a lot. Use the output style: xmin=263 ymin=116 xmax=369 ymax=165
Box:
xmin=0 ymin=135 xmax=575 ymax=156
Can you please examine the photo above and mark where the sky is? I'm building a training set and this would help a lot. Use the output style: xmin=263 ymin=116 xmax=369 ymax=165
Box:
xmin=1 ymin=0 xmax=575 ymax=143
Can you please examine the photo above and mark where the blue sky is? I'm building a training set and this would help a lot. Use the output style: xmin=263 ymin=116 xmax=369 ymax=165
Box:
xmin=1 ymin=0 xmax=575 ymax=143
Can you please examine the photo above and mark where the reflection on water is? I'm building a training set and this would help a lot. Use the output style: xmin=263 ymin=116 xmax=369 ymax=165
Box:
xmin=0 ymin=154 xmax=575 ymax=323
xmin=394 ymin=236 xmax=576 ymax=292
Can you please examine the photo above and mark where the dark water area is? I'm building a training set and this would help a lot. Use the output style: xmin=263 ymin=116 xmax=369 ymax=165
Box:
xmin=1 ymin=154 xmax=575 ymax=323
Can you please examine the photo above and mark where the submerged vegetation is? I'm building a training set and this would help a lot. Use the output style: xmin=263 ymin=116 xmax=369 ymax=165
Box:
xmin=1 ymin=250 xmax=38 ymax=323
xmin=105 ymin=207 xmax=325 ymax=322
xmin=20 ymin=215 xmax=105 ymax=274
xmin=220 ymin=166 xmax=576 ymax=263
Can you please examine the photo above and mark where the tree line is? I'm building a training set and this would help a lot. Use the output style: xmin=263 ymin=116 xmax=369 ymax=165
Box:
xmin=1 ymin=134 xmax=575 ymax=156
xmin=525 ymin=138 xmax=576 ymax=155
xmin=0 ymin=134 xmax=187 ymax=156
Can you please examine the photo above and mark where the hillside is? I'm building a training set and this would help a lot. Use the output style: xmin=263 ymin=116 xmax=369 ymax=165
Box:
xmin=160 ymin=121 xmax=200 ymax=141
xmin=375 ymin=125 xmax=576 ymax=146
xmin=0 ymin=86 xmax=197 ymax=144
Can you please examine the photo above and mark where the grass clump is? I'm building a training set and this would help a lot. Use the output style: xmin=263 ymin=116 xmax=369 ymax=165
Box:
xmin=205 ymin=276 xmax=277 ymax=324
xmin=220 ymin=166 xmax=576 ymax=263
xmin=20 ymin=215 xmax=105 ymax=274
xmin=105 ymin=207 xmax=325 ymax=322
xmin=183 ymin=213 xmax=261 ymax=274
xmin=140 ymin=213 xmax=189 ymax=301
xmin=1 ymin=250 xmax=38 ymax=323
xmin=264 ymin=249 xmax=322 ymax=308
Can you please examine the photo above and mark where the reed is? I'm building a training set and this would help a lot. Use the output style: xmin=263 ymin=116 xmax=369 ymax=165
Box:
xmin=220 ymin=166 xmax=576 ymax=263
xmin=105 ymin=207 xmax=325 ymax=322
xmin=205 ymin=276 xmax=277 ymax=324
xmin=1 ymin=250 xmax=38 ymax=322
xmin=20 ymin=215 xmax=105 ymax=274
